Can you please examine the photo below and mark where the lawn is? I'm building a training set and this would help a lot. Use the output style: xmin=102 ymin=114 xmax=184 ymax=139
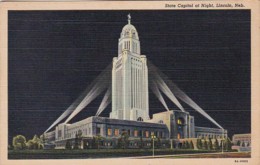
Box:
xmin=8 ymin=149 xmax=220 ymax=159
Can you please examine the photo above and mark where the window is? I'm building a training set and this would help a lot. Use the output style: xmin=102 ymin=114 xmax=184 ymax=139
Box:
xmin=114 ymin=129 xmax=119 ymax=136
xmin=137 ymin=117 xmax=143 ymax=121
xmin=177 ymin=118 xmax=184 ymax=125
xmin=159 ymin=120 xmax=164 ymax=124
xmin=139 ymin=130 xmax=143 ymax=137
xmin=107 ymin=128 xmax=112 ymax=136
xmin=134 ymin=130 xmax=138 ymax=137
xmin=58 ymin=130 xmax=62 ymax=138
xmin=96 ymin=127 xmax=101 ymax=135
xmin=151 ymin=131 xmax=154 ymax=136
xmin=177 ymin=133 xmax=181 ymax=139
xmin=145 ymin=131 xmax=149 ymax=138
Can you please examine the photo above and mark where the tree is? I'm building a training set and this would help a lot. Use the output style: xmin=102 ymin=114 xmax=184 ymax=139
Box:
xmin=139 ymin=136 xmax=143 ymax=149
xmin=26 ymin=139 xmax=35 ymax=149
xmin=156 ymin=137 xmax=161 ymax=148
xmin=196 ymin=138 xmax=202 ymax=149
xmin=225 ymin=138 xmax=232 ymax=151
xmin=74 ymin=132 xmax=79 ymax=149
xmin=120 ymin=131 xmax=129 ymax=149
xmin=202 ymin=140 xmax=208 ymax=150
xmin=214 ymin=138 xmax=220 ymax=150
xmin=182 ymin=141 xmax=186 ymax=149
xmin=93 ymin=135 xmax=103 ymax=149
xmin=25 ymin=134 xmax=43 ymax=150
xmin=117 ymin=138 xmax=122 ymax=149
xmin=190 ymin=140 xmax=194 ymax=149
xmin=185 ymin=140 xmax=190 ymax=149
xmin=40 ymin=134 xmax=46 ymax=147
xmin=8 ymin=144 xmax=13 ymax=150
xmin=241 ymin=141 xmax=245 ymax=147
xmin=13 ymin=135 xmax=27 ymax=150
xmin=25 ymin=135 xmax=40 ymax=149
xmin=73 ymin=131 xmax=83 ymax=149
xmin=219 ymin=139 xmax=223 ymax=151
xmin=33 ymin=135 xmax=42 ymax=149
xmin=208 ymin=138 xmax=213 ymax=150
xmin=65 ymin=140 xmax=72 ymax=150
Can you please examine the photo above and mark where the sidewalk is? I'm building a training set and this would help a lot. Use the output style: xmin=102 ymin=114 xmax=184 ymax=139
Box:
xmin=113 ymin=151 xmax=249 ymax=159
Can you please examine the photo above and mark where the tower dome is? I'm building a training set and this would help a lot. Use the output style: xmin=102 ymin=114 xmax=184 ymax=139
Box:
xmin=120 ymin=14 xmax=139 ymax=40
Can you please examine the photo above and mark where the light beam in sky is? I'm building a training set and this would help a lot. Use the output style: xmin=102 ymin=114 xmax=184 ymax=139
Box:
xmin=96 ymin=87 xmax=111 ymax=116
xmin=45 ymin=63 xmax=111 ymax=132
xmin=148 ymin=61 xmax=223 ymax=129
xmin=149 ymin=80 xmax=169 ymax=111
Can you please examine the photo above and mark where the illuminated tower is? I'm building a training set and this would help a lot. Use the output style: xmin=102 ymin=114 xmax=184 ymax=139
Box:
xmin=110 ymin=14 xmax=149 ymax=121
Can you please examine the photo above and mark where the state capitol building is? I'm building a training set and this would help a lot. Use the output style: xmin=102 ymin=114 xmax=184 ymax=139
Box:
xmin=43 ymin=15 xmax=227 ymax=149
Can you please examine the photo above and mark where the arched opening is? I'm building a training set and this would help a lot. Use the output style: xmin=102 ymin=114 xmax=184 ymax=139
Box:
xmin=177 ymin=117 xmax=185 ymax=139
xmin=137 ymin=117 xmax=143 ymax=121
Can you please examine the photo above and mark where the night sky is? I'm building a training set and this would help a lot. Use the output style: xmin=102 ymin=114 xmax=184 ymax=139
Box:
xmin=8 ymin=10 xmax=250 ymax=144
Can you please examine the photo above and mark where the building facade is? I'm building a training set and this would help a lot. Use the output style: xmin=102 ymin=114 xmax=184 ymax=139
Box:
xmin=44 ymin=110 xmax=227 ymax=149
xmin=231 ymin=133 xmax=251 ymax=152
xmin=232 ymin=133 xmax=251 ymax=147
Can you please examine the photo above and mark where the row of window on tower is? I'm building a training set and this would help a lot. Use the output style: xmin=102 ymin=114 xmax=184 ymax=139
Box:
xmin=118 ymin=41 xmax=138 ymax=54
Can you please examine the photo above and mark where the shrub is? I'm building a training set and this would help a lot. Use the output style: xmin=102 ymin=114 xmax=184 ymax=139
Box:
xmin=13 ymin=135 xmax=27 ymax=150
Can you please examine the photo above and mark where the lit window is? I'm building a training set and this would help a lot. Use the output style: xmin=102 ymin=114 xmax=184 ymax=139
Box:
xmin=177 ymin=118 xmax=184 ymax=125
xmin=107 ymin=128 xmax=112 ymax=136
xmin=151 ymin=131 xmax=154 ymax=136
xmin=177 ymin=133 xmax=181 ymax=139
xmin=134 ymin=130 xmax=138 ymax=137
xmin=145 ymin=131 xmax=149 ymax=138
xmin=114 ymin=129 xmax=119 ymax=136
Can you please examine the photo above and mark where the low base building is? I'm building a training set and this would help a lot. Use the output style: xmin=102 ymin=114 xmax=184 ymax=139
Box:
xmin=43 ymin=110 xmax=227 ymax=149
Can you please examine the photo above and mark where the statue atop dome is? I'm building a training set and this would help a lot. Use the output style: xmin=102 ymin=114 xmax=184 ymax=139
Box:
xmin=128 ymin=14 xmax=131 ymax=24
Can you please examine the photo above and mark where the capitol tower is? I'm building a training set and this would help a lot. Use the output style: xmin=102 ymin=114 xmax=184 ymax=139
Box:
xmin=110 ymin=14 xmax=149 ymax=121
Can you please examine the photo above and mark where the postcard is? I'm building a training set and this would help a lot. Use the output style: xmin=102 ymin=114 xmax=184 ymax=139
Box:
xmin=0 ymin=1 xmax=259 ymax=165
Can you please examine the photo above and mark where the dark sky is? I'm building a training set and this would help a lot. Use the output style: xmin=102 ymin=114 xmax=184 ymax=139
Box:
xmin=8 ymin=10 xmax=250 ymax=143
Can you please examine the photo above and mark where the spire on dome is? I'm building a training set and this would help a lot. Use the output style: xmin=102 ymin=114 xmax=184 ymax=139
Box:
xmin=128 ymin=14 xmax=131 ymax=24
